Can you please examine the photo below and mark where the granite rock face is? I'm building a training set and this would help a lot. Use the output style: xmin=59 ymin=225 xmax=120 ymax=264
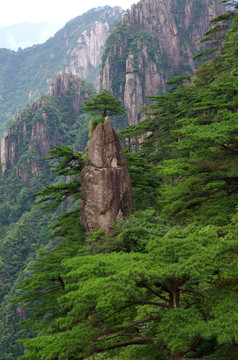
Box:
xmin=80 ymin=117 xmax=133 ymax=233
xmin=100 ymin=0 xmax=226 ymax=125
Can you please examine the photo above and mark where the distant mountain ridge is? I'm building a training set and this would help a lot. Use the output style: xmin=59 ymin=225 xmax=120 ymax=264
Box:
xmin=0 ymin=6 xmax=125 ymax=132
xmin=0 ymin=22 xmax=63 ymax=50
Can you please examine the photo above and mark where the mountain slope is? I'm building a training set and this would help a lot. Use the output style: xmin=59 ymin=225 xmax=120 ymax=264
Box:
xmin=9 ymin=5 xmax=238 ymax=359
xmin=0 ymin=6 xmax=124 ymax=132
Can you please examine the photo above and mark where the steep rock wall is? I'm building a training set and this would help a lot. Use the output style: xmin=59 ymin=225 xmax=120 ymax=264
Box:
xmin=65 ymin=21 xmax=109 ymax=85
xmin=100 ymin=0 xmax=226 ymax=125
xmin=63 ymin=7 xmax=124 ymax=85
xmin=1 ymin=98 xmax=60 ymax=182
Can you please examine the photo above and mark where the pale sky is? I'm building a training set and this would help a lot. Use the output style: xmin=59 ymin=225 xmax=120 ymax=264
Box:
xmin=0 ymin=0 xmax=138 ymax=27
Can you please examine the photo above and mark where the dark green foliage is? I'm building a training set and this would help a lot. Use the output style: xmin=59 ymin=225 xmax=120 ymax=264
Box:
xmin=73 ymin=113 xmax=92 ymax=151
xmin=46 ymin=146 xmax=84 ymax=176
xmin=34 ymin=146 xmax=84 ymax=210
xmin=124 ymin=151 xmax=160 ymax=210
xmin=166 ymin=75 xmax=191 ymax=92
xmin=15 ymin=212 xmax=238 ymax=360
xmin=83 ymin=89 xmax=126 ymax=134
xmin=155 ymin=79 xmax=238 ymax=224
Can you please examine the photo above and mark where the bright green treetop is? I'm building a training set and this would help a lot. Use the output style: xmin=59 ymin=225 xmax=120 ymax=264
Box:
xmin=82 ymin=89 xmax=125 ymax=119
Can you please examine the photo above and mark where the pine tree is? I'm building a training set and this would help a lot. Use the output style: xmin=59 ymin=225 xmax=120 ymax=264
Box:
xmin=82 ymin=89 xmax=125 ymax=130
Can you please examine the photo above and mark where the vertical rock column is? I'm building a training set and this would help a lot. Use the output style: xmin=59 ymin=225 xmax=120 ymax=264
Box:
xmin=80 ymin=117 xmax=133 ymax=233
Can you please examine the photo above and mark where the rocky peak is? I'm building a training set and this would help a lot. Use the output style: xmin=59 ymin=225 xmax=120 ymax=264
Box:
xmin=80 ymin=118 xmax=133 ymax=233
xmin=100 ymin=0 xmax=226 ymax=125
xmin=50 ymin=73 xmax=80 ymax=97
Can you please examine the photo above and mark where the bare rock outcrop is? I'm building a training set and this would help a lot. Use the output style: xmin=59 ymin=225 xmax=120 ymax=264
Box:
xmin=80 ymin=117 xmax=133 ymax=233
xmin=62 ymin=6 xmax=125 ymax=88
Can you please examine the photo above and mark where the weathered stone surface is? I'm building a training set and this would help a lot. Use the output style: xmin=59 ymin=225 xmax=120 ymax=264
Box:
xmin=80 ymin=118 xmax=133 ymax=233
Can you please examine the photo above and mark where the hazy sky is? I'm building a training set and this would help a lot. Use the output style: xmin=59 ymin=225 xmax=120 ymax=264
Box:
xmin=0 ymin=0 xmax=138 ymax=27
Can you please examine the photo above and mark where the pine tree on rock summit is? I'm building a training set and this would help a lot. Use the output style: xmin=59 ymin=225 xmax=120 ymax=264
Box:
xmin=82 ymin=89 xmax=125 ymax=131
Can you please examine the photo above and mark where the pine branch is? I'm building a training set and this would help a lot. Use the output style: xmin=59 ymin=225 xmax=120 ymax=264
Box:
xmin=98 ymin=314 xmax=162 ymax=339
xmin=137 ymin=281 xmax=170 ymax=302
xmin=95 ymin=337 xmax=154 ymax=352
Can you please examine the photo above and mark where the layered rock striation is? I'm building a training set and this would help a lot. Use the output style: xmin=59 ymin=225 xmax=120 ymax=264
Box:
xmin=80 ymin=117 xmax=133 ymax=233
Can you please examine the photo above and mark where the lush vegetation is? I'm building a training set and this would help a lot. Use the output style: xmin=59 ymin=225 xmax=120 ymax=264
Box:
xmin=8 ymin=4 xmax=238 ymax=360
xmin=83 ymin=89 xmax=125 ymax=131
xmin=0 ymin=2 xmax=238 ymax=360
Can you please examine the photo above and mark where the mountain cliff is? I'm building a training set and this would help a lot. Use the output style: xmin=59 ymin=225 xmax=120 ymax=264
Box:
xmin=100 ymin=0 xmax=226 ymax=125
xmin=0 ymin=6 xmax=124 ymax=131
xmin=1 ymin=73 xmax=89 ymax=183
xmin=1 ymin=1 xmax=237 ymax=359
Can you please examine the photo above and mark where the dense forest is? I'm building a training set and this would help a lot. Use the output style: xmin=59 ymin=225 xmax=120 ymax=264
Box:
xmin=1 ymin=1 xmax=238 ymax=360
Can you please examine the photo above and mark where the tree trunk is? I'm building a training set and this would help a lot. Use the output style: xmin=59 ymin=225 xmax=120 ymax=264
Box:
xmin=170 ymin=352 xmax=182 ymax=360
xmin=169 ymin=289 xmax=180 ymax=308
